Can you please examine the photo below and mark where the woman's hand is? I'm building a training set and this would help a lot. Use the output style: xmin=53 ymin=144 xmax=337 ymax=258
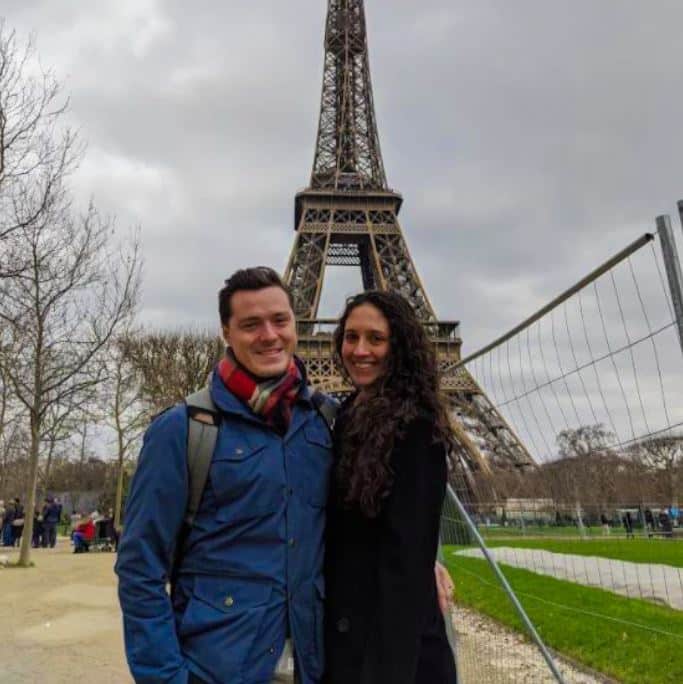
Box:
xmin=435 ymin=561 xmax=454 ymax=614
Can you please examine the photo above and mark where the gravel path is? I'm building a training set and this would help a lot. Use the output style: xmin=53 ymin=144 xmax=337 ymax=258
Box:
xmin=451 ymin=605 xmax=611 ymax=683
xmin=455 ymin=547 xmax=683 ymax=610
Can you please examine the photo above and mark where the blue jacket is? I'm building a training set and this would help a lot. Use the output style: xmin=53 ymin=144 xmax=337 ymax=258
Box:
xmin=42 ymin=502 xmax=60 ymax=524
xmin=116 ymin=369 xmax=333 ymax=684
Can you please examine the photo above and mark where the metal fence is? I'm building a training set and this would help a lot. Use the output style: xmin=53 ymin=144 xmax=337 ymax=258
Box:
xmin=441 ymin=201 xmax=683 ymax=684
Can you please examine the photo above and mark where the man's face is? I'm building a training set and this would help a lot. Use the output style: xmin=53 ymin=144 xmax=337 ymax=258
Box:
xmin=222 ymin=286 xmax=297 ymax=378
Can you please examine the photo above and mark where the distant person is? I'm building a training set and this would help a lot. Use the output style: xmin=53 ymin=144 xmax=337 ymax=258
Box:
xmin=72 ymin=513 xmax=95 ymax=553
xmin=659 ymin=511 xmax=673 ymax=538
xmin=32 ymin=507 xmax=44 ymax=548
xmin=55 ymin=497 xmax=63 ymax=525
xmin=644 ymin=508 xmax=655 ymax=537
xmin=600 ymin=513 xmax=611 ymax=536
xmin=11 ymin=497 xmax=25 ymax=547
xmin=41 ymin=496 xmax=60 ymax=548
xmin=1 ymin=500 xmax=13 ymax=546
xmin=622 ymin=511 xmax=634 ymax=539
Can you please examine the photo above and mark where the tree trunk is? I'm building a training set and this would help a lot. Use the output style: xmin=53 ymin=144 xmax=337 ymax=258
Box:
xmin=43 ymin=439 xmax=56 ymax=491
xmin=114 ymin=431 xmax=125 ymax=530
xmin=18 ymin=410 xmax=41 ymax=566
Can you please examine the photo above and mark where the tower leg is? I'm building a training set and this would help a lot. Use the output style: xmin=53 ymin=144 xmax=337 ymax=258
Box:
xmin=284 ymin=230 xmax=330 ymax=322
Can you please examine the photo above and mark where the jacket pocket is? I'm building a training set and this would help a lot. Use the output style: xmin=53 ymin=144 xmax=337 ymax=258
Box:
xmin=179 ymin=576 xmax=274 ymax=679
xmin=210 ymin=442 xmax=281 ymax=522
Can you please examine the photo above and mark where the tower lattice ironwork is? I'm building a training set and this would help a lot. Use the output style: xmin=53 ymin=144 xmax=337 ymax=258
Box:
xmin=285 ymin=0 xmax=533 ymax=473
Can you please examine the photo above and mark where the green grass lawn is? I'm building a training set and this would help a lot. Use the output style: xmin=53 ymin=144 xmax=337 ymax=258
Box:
xmin=479 ymin=537 xmax=683 ymax=568
xmin=443 ymin=549 xmax=683 ymax=684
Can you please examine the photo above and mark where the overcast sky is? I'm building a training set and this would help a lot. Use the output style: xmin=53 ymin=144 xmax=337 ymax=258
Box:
xmin=5 ymin=0 xmax=683 ymax=457
xmin=4 ymin=0 xmax=683 ymax=350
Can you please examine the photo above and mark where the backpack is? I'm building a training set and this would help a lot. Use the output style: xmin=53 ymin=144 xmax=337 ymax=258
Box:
xmin=182 ymin=386 xmax=338 ymax=527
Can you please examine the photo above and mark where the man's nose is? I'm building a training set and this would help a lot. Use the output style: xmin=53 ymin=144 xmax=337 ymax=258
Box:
xmin=260 ymin=322 xmax=278 ymax=340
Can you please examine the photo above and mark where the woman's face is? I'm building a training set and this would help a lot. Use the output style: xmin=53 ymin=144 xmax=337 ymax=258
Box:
xmin=341 ymin=303 xmax=391 ymax=391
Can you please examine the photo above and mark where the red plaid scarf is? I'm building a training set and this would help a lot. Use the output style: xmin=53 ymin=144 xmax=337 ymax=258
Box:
xmin=217 ymin=349 xmax=302 ymax=433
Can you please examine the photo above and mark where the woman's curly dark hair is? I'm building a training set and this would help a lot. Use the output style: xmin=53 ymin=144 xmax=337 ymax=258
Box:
xmin=333 ymin=290 xmax=455 ymax=517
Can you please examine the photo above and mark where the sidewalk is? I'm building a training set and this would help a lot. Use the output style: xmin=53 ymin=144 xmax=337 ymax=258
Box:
xmin=0 ymin=541 xmax=129 ymax=684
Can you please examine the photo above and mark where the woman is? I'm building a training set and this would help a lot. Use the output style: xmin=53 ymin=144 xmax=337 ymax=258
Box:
xmin=324 ymin=291 xmax=457 ymax=683
xmin=72 ymin=513 xmax=95 ymax=553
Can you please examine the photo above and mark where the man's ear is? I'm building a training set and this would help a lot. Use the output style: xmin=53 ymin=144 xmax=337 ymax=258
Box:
xmin=221 ymin=324 xmax=231 ymax=346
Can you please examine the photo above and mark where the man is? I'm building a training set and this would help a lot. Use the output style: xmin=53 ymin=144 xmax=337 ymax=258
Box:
xmin=116 ymin=267 xmax=453 ymax=684
xmin=41 ymin=496 xmax=60 ymax=548
xmin=32 ymin=505 xmax=44 ymax=548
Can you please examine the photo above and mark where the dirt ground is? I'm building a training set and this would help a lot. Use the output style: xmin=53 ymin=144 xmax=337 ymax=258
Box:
xmin=0 ymin=538 xmax=130 ymax=684
xmin=0 ymin=540 xmax=605 ymax=684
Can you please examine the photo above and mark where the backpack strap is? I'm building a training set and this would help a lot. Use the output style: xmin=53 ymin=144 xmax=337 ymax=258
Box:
xmin=311 ymin=390 xmax=339 ymax=433
xmin=184 ymin=387 xmax=220 ymax=527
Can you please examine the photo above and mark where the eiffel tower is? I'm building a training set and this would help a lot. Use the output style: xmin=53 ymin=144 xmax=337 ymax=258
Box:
xmin=284 ymin=0 xmax=533 ymax=474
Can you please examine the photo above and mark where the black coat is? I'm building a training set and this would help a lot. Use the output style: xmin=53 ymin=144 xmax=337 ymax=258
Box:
xmin=324 ymin=408 xmax=457 ymax=684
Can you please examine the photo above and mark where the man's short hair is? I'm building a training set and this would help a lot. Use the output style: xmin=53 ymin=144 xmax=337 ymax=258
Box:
xmin=218 ymin=266 xmax=294 ymax=325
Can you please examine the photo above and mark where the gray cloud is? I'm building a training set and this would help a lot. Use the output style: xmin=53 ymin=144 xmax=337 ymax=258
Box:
xmin=4 ymin=0 xmax=683 ymax=353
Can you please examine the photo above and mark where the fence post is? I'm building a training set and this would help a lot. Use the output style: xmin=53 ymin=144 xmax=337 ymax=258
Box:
xmin=446 ymin=484 xmax=567 ymax=683
xmin=575 ymin=501 xmax=588 ymax=539
xmin=656 ymin=214 xmax=683 ymax=356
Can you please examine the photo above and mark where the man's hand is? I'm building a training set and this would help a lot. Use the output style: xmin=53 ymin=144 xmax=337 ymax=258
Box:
xmin=435 ymin=561 xmax=454 ymax=615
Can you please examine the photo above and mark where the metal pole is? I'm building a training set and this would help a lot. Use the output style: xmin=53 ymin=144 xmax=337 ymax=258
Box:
xmin=656 ymin=215 xmax=683 ymax=356
xmin=575 ymin=501 xmax=587 ymax=540
xmin=453 ymin=233 xmax=655 ymax=369
xmin=446 ymin=484 xmax=567 ymax=684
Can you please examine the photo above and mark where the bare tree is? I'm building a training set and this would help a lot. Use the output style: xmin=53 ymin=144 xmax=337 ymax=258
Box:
xmin=0 ymin=21 xmax=79 ymax=278
xmin=0 ymin=20 xmax=141 ymax=566
xmin=121 ymin=329 xmax=223 ymax=413
xmin=38 ymin=398 xmax=91 ymax=491
xmin=0 ymin=361 xmax=25 ymax=495
xmin=105 ymin=335 xmax=146 ymax=529
xmin=556 ymin=424 xmax=616 ymax=460
xmin=630 ymin=435 xmax=682 ymax=506
xmin=0 ymin=200 xmax=140 ymax=566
